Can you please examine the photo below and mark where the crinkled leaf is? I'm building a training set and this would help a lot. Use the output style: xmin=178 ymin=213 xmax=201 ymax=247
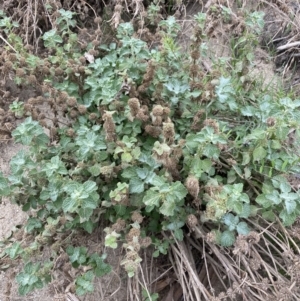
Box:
xmin=129 ymin=178 xmax=144 ymax=193
xmin=223 ymin=213 xmax=239 ymax=231
xmin=236 ymin=222 xmax=250 ymax=235
xmin=76 ymin=271 xmax=94 ymax=295
xmin=88 ymin=164 xmax=102 ymax=176
xmin=25 ymin=218 xmax=42 ymax=233
xmin=62 ymin=197 xmax=77 ymax=213
xmin=159 ymin=198 xmax=176 ymax=216
xmin=220 ymin=230 xmax=235 ymax=247
xmin=280 ymin=209 xmax=297 ymax=226
xmin=143 ymin=189 xmax=161 ymax=208
xmin=262 ymin=210 xmax=276 ymax=222
xmin=253 ymin=146 xmax=267 ymax=161
xmin=255 ymin=194 xmax=272 ymax=208
xmin=6 ymin=242 xmax=23 ymax=259
xmin=285 ymin=199 xmax=297 ymax=214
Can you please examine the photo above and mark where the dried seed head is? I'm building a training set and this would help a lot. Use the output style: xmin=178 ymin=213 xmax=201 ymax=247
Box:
xmin=123 ymin=260 xmax=138 ymax=274
xmin=95 ymin=28 xmax=102 ymax=36
xmin=36 ymin=96 xmax=44 ymax=104
xmin=94 ymin=16 xmax=102 ymax=24
xmin=67 ymin=97 xmax=77 ymax=107
xmin=111 ymin=218 xmax=126 ymax=232
xmin=152 ymin=105 xmax=164 ymax=116
xmin=27 ymin=98 xmax=38 ymax=105
xmin=126 ymin=228 xmax=141 ymax=242
xmin=26 ymin=74 xmax=37 ymax=85
xmin=187 ymin=214 xmax=198 ymax=229
xmin=191 ymin=50 xmax=201 ymax=60
xmin=246 ymin=231 xmax=260 ymax=244
xmin=233 ymin=236 xmax=249 ymax=255
xmin=50 ymin=127 xmax=58 ymax=137
xmin=203 ymin=118 xmax=219 ymax=133
xmin=78 ymin=66 xmax=85 ymax=73
xmin=3 ymin=61 xmax=13 ymax=72
xmin=103 ymin=111 xmax=116 ymax=141
xmin=152 ymin=115 xmax=162 ymax=126
xmin=69 ymin=109 xmax=78 ymax=118
xmin=3 ymin=91 xmax=10 ymax=98
xmin=8 ymin=53 xmax=17 ymax=62
xmin=92 ymin=40 xmax=101 ymax=47
xmin=78 ymin=105 xmax=87 ymax=114
xmin=42 ymin=65 xmax=50 ymax=75
xmin=266 ymin=117 xmax=276 ymax=127
xmin=190 ymin=64 xmax=199 ymax=77
xmin=16 ymin=68 xmax=26 ymax=77
xmin=39 ymin=119 xmax=48 ymax=127
xmin=145 ymin=124 xmax=161 ymax=138
xmin=100 ymin=165 xmax=114 ymax=176
xmin=115 ymin=4 xmax=123 ymax=12
xmin=126 ymin=250 xmax=139 ymax=261
xmin=136 ymin=109 xmax=149 ymax=122
xmin=89 ymin=113 xmax=97 ymax=120
xmin=131 ymin=211 xmax=143 ymax=224
xmin=185 ymin=175 xmax=199 ymax=199
xmin=140 ymin=237 xmax=152 ymax=248
xmin=163 ymin=106 xmax=171 ymax=116
xmin=38 ymin=113 xmax=46 ymax=120
xmin=137 ymin=84 xmax=147 ymax=93
xmin=55 ymin=67 xmax=64 ymax=76
xmin=66 ymin=128 xmax=75 ymax=137
xmin=79 ymin=56 xmax=86 ymax=64
xmin=162 ymin=122 xmax=175 ymax=144
xmin=128 ymin=98 xmax=140 ymax=116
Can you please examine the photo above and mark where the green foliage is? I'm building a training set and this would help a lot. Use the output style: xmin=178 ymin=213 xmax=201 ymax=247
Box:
xmin=1 ymin=4 xmax=300 ymax=297
xmin=16 ymin=262 xmax=52 ymax=295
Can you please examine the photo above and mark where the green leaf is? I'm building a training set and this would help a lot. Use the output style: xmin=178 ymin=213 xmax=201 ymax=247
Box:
xmin=253 ymin=146 xmax=267 ymax=161
xmin=222 ymin=213 xmax=239 ymax=231
xmin=121 ymin=152 xmax=133 ymax=163
xmin=174 ymin=228 xmax=184 ymax=241
xmin=143 ymin=189 xmax=161 ymax=208
xmin=203 ymin=144 xmax=220 ymax=159
xmin=239 ymin=203 xmax=251 ymax=218
xmin=255 ymin=194 xmax=272 ymax=208
xmin=262 ymin=210 xmax=276 ymax=222
xmin=88 ymin=164 xmax=102 ymax=176
xmin=129 ymin=178 xmax=144 ymax=194
xmin=279 ymin=182 xmax=291 ymax=193
xmin=62 ymin=197 xmax=77 ymax=213
xmin=122 ymin=167 xmax=137 ymax=179
xmin=25 ymin=218 xmax=42 ymax=233
xmin=6 ymin=242 xmax=23 ymax=259
xmin=0 ymin=171 xmax=11 ymax=196
xmin=76 ymin=271 xmax=95 ymax=295
xmin=285 ymin=199 xmax=297 ymax=214
xmin=170 ymin=181 xmax=188 ymax=200
xmin=279 ymin=209 xmax=297 ymax=226
xmin=67 ymin=246 xmax=87 ymax=264
xmin=220 ymin=230 xmax=235 ymax=247
xmin=104 ymin=231 xmax=120 ymax=249
xmin=159 ymin=198 xmax=176 ymax=216
xmin=136 ymin=167 xmax=149 ymax=179
xmin=236 ymin=222 xmax=250 ymax=235
xmin=242 ymin=152 xmax=251 ymax=165
xmin=83 ymin=180 xmax=97 ymax=193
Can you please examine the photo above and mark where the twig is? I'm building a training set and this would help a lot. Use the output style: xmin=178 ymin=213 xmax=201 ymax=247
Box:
xmin=0 ymin=34 xmax=18 ymax=53
xmin=277 ymin=41 xmax=300 ymax=51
